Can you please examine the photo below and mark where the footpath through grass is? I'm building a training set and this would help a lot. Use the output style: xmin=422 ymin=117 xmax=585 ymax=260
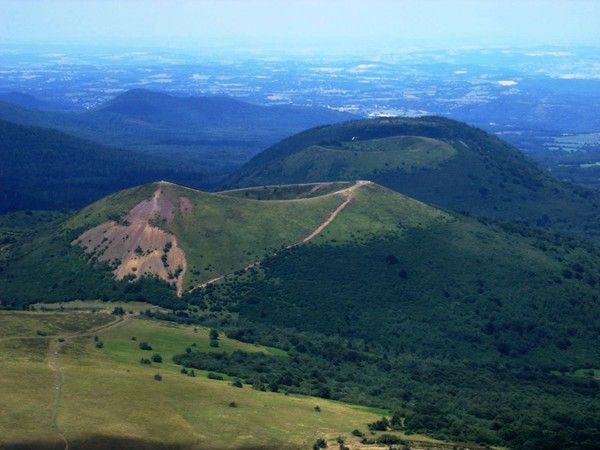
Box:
xmin=2 ymin=309 xmax=446 ymax=450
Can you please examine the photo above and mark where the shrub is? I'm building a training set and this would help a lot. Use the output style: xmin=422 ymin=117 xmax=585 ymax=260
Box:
xmin=351 ymin=429 xmax=364 ymax=437
xmin=312 ymin=438 xmax=327 ymax=450
xmin=376 ymin=434 xmax=404 ymax=445
xmin=95 ymin=341 xmax=104 ymax=349
xmin=154 ymin=373 xmax=162 ymax=381
xmin=209 ymin=339 xmax=219 ymax=348
xmin=231 ymin=378 xmax=243 ymax=388
xmin=207 ymin=372 xmax=224 ymax=380
xmin=139 ymin=341 xmax=152 ymax=351
xmin=228 ymin=401 xmax=237 ymax=408
xmin=151 ymin=353 xmax=163 ymax=363
xmin=112 ymin=306 xmax=125 ymax=316
xmin=140 ymin=358 xmax=151 ymax=365
xmin=210 ymin=329 xmax=220 ymax=340
xmin=314 ymin=405 xmax=321 ymax=412
xmin=391 ymin=411 xmax=403 ymax=429
xmin=368 ymin=417 xmax=390 ymax=431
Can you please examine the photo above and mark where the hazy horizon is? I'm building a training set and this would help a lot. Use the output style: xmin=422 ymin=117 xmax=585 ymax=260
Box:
xmin=1 ymin=0 xmax=599 ymax=52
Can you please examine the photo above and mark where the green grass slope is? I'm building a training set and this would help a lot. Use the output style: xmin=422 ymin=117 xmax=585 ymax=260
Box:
xmin=3 ymin=308 xmax=422 ymax=450
xmin=0 ymin=181 xmax=367 ymax=305
xmin=227 ymin=116 xmax=600 ymax=240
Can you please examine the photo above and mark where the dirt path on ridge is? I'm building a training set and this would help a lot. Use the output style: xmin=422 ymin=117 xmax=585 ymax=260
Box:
xmin=190 ymin=180 xmax=369 ymax=292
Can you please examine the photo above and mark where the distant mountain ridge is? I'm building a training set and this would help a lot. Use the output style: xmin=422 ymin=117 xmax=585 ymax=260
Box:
xmin=96 ymin=88 xmax=353 ymax=128
xmin=0 ymin=88 xmax=353 ymax=143
xmin=0 ymin=119 xmax=202 ymax=212
xmin=0 ymin=89 xmax=354 ymax=187
xmin=0 ymin=91 xmax=69 ymax=111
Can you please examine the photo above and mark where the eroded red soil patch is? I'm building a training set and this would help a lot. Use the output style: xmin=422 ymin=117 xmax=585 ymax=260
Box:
xmin=74 ymin=187 xmax=187 ymax=294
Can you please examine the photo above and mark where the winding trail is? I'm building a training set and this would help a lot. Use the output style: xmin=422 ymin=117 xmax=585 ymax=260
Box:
xmin=190 ymin=180 xmax=369 ymax=292
xmin=45 ymin=314 xmax=132 ymax=450
xmin=299 ymin=180 xmax=367 ymax=243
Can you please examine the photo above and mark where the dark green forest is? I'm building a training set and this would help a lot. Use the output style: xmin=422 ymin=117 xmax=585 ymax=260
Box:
xmin=171 ymin=219 xmax=600 ymax=450
xmin=0 ymin=119 xmax=206 ymax=212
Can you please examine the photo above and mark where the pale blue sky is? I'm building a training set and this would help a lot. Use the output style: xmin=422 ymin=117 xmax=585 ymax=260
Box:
xmin=1 ymin=0 xmax=599 ymax=49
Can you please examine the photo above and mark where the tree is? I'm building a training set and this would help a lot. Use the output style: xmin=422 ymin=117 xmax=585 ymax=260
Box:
xmin=231 ymin=379 xmax=243 ymax=388
xmin=368 ymin=417 xmax=390 ymax=431
xmin=151 ymin=353 xmax=163 ymax=363
xmin=139 ymin=341 xmax=152 ymax=351
xmin=312 ymin=438 xmax=327 ymax=450
xmin=210 ymin=329 xmax=220 ymax=340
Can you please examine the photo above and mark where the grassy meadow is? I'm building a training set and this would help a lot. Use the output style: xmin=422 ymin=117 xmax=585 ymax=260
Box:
xmin=0 ymin=307 xmax=458 ymax=450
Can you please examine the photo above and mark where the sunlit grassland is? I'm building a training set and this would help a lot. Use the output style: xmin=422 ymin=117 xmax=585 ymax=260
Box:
xmin=0 ymin=310 xmax=391 ymax=449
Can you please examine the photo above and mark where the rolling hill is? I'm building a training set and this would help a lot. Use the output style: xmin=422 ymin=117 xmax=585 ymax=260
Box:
xmin=1 ymin=180 xmax=600 ymax=449
xmin=0 ymin=120 xmax=203 ymax=212
xmin=227 ymin=116 xmax=600 ymax=240
xmin=0 ymin=89 xmax=353 ymax=182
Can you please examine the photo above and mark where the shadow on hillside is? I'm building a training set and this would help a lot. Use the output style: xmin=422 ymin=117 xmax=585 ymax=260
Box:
xmin=0 ymin=435 xmax=297 ymax=450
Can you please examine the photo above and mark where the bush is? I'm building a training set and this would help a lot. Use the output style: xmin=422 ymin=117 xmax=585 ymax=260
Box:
xmin=368 ymin=417 xmax=390 ymax=431
xmin=154 ymin=373 xmax=162 ymax=381
xmin=210 ymin=329 xmax=219 ymax=340
xmin=210 ymin=339 xmax=219 ymax=348
xmin=351 ymin=429 xmax=364 ymax=437
xmin=95 ymin=341 xmax=104 ymax=349
xmin=231 ymin=378 xmax=243 ymax=388
xmin=151 ymin=353 xmax=163 ymax=363
xmin=112 ymin=306 xmax=125 ymax=316
xmin=228 ymin=401 xmax=237 ymax=408
xmin=207 ymin=372 xmax=224 ymax=380
xmin=140 ymin=358 xmax=152 ymax=365
xmin=376 ymin=434 xmax=404 ymax=445
xmin=139 ymin=341 xmax=152 ymax=351
xmin=312 ymin=438 xmax=327 ymax=450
